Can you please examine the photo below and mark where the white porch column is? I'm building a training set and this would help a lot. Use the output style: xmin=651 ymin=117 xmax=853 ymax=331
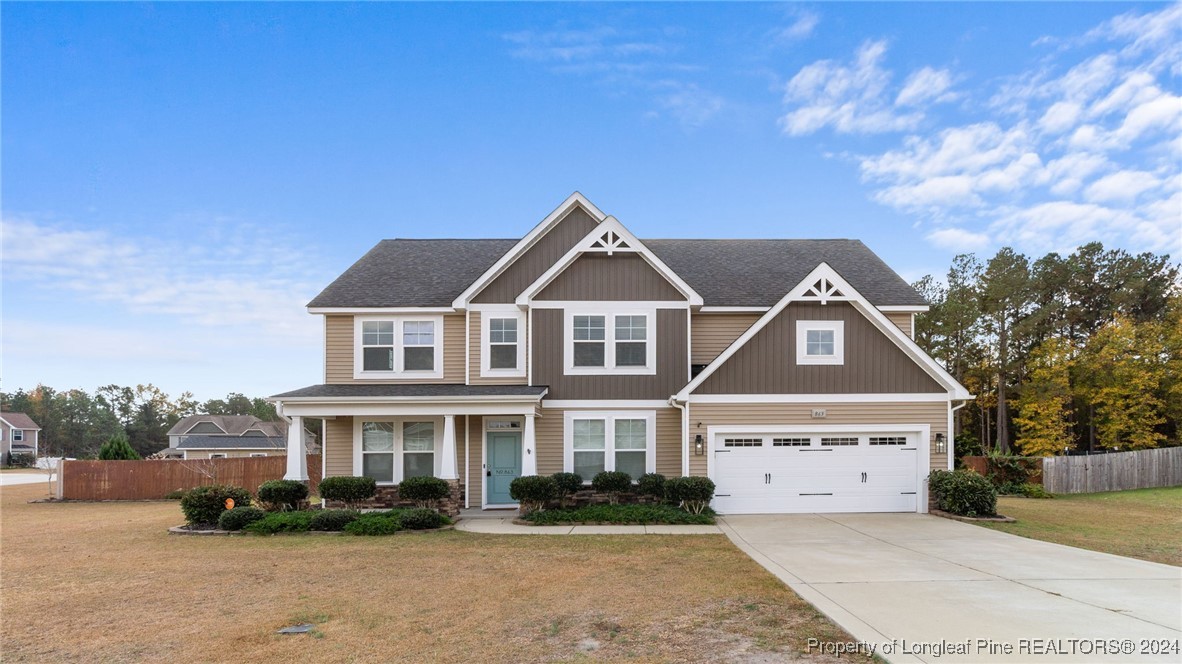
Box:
xmin=283 ymin=415 xmax=309 ymax=481
xmin=522 ymin=414 xmax=538 ymax=477
xmin=440 ymin=415 xmax=458 ymax=480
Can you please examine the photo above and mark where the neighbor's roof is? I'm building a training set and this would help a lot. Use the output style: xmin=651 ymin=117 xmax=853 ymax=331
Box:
xmin=0 ymin=412 xmax=41 ymax=430
xmin=271 ymin=384 xmax=549 ymax=400
xmin=306 ymin=238 xmax=926 ymax=308
xmin=167 ymin=415 xmax=285 ymax=437
xmin=175 ymin=435 xmax=286 ymax=450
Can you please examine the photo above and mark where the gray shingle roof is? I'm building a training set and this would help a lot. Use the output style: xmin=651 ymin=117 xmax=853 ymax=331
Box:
xmin=167 ymin=415 xmax=284 ymax=437
xmin=306 ymin=238 xmax=925 ymax=308
xmin=0 ymin=412 xmax=41 ymax=430
xmin=271 ymin=384 xmax=549 ymax=399
xmin=175 ymin=435 xmax=286 ymax=450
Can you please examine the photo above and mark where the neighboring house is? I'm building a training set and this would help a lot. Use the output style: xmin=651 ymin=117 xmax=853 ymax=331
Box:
xmin=270 ymin=193 xmax=971 ymax=513
xmin=165 ymin=415 xmax=316 ymax=460
xmin=0 ymin=412 xmax=41 ymax=464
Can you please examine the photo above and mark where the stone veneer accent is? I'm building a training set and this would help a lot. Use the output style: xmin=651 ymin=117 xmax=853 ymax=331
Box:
xmin=326 ymin=479 xmax=464 ymax=517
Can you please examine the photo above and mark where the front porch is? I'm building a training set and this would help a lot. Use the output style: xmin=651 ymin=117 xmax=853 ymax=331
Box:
xmin=270 ymin=384 xmax=549 ymax=514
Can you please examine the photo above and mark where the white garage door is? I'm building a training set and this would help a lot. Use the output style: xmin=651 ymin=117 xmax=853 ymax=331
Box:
xmin=712 ymin=430 xmax=919 ymax=514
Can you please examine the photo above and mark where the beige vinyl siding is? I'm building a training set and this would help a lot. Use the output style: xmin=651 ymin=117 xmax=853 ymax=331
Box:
xmin=655 ymin=407 xmax=682 ymax=477
xmin=325 ymin=417 xmax=353 ymax=477
xmin=474 ymin=206 xmax=599 ymax=303
xmin=691 ymin=313 xmax=761 ymax=365
xmin=536 ymin=409 xmax=564 ymax=476
xmin=686 ymin=401 xmax=948 ymax=476
xmin=466 ymin=415 xmax=483 ymax=508
xmin=323 ymin=313 xmax=465 ymax=384
xmin=535 ymin=254 xmax=685 ymax=301
xmin=184 ymin=450 xmax=280 ymax=459
xmin=885 ymin=311 xmax=913 ymax=338
xmin=469 ymin=311 xmax=528 ymax=385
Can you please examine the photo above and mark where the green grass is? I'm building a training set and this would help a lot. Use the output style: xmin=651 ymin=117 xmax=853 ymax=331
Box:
xmin=977 ymin=486 xmax=1182 ymax=566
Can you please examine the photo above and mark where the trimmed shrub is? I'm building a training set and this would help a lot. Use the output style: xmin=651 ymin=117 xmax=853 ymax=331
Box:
xmin=258 ymin=479 xmax=309 ymax=511
xmin=1021 ymin=483 xmax=1053 ymax=499
xmin=524 ymin=503 xmax=715 ymax=526
xmin=98 ymin=434 xmax=141 ymax=460
xmin=318 ymin=476 xmax=377 ymax=509
xmin=164 ymin=489 xmax=187 ymax=500
xmin=309 ymin=509 xmax=360 ymax=531
xmin=399 ymin=507 xmax=450 ymax=530
xmin=551 ymin=472 xmax=584 ymax=508
xmin=397 ymin=476 xmax=450 ymax=509
xmin=591 ymin=471 xmax=632 ymax=504
xmin=509 ymin=475 xmax=557 ymax=515
xmin=929 ymin=469 xmax=997 ymax=517
xmin=666 ymin=476 xmax=715 ymax=514
xmin=180 ymin=484 xmax=253 ymax=527
xmin=344 ymin=513 xmax=402 ymax=536
xmin=245 ymin=511 xmax=315 ymax=535
xmin=217 ymin=506 xmax=267 ymax=531
xmin=636 ymin=473 xmax=667 ymax=500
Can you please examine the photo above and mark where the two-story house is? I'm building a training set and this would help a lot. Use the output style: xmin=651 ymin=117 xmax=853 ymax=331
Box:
xmin=271 ymin=193 xmax=971 ymax=513
xmin=1 ymin=412 xmax=41 ymax=464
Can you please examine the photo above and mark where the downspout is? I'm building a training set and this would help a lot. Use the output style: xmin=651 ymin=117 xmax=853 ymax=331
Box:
xmin=949 ymin=400 xmax=967 ymax=470
xmin=668 ymin=396 xmax=689 ymax=477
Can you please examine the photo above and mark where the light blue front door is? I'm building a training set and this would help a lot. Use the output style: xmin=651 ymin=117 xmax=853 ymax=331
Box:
xmin=486 ymin=432 xmax=522 ymax=505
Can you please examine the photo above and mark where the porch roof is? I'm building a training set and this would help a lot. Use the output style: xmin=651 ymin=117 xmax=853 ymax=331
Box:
xmin=270 ymin=384 xmax=548 ymax=401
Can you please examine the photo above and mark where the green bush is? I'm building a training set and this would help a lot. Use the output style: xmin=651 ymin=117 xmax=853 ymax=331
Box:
xmin=397 ymin=476 xmax=450 ymax=509
xmin=398 ymin=507 xmax=451 ymax=530
xmin=7 ymin=453 xmax=35 ymax=468
xmin=257 ymin=479 xmax=309 ymax=511
xmin=665 ymin=476 xmax=715 ymax=514
xmin=591 ymin=471 xmax=632 ymax=504
xmin=509 ymin=475 xmax=557 ymax=514
xmin=318 ymin=476 xmax=377 ymax=509
xmin=98 ymin=434 xmax=141 ymax=460
xmin=344 ymin=513 xmax=402 ymax=536
xmin=636 ymin=473 xmax=666 ymax=499
xmin=551 ymin=472 xmax=584 ymax=508
xmin=217 ymin=506 xmax=267 ymax=531
xmin=929 ymin=469 xmax=998 ymax=517
xmin=309 ymin=509 xmax=360 ymax=531
xmin=180 ymin=485 xmax=253 ymax=527
xmin=1021 ymin=483 xmax=1053 ymax=499
xmin=524 ymin=503 xmax=715 ymax=526
xmin=164 ymin=489 xmax=187 ymax=500
xmin=245 ymin=511 xmax=315 ymax=535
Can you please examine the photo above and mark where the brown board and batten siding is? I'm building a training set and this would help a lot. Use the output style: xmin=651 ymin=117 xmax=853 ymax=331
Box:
xmin=323 ymin=313 xmax=466 ymax=384
xmin=697 ymin=302 xmax=941 ymax=394
xmin=473 ymin=206 xmax=599 ymax=304
xmin=687 ymin=402 xmax=948 ymax=476
xmin=469 ymin=311 xmax=528 ymax=385
xmin=690 ymin=313 xmax=761 ymax=365
xmin=535 ymin=254 xmax=684 ymax=301
xmin=532 ymin=308 xmax=688 ymax=400
xmin=884 ymin=311 xmax=913 ymax=338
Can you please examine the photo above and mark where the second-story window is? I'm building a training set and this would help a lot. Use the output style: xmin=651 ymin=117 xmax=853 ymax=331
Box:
xmin=565 ymin=309 xmax=656 ymax=375
xmin=489 ymin=318 xmax=518 ymax=369
xmin=402 ymin=321 xmax=435 ymax=371
xmin=355 ymin=316 xmax=444 ymax=379
xmin=615 ymin=315 xmax=647 ymax=366
xmin=362 ymin=321 xmax=395 ymax=371
xmin=573 ymin=315 xmax=606 ymax=367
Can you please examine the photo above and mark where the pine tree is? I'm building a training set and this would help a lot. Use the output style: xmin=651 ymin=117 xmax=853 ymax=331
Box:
xmin=98 ymin=433 xmax=141 ymax=460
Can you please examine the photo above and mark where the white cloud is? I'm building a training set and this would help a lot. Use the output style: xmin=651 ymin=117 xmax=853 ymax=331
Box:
xmin=895 ymin=67 xmax=956 ymax=107
xmin=1083 ymin=169 xmax=1162 ymax=203
xmin=926 ymin=227 xmax=992 ymax=251
xmin=774 ymin=10 xmax=819 ymax=43
xmin=652 ymin=81 xmax=725 ymax=129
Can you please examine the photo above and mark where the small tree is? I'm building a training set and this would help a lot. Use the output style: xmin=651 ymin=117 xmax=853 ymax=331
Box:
xmin=98 ymin=434 xmax=141 ymax=460
xmin=1015 ymin=337 xmax=1074 ymax=457
xmin=666 ymin=476 xmax=715 ymax=514
xmin=397 ymin=476 xmax=450 ymax=510
xmin=550 ymin=472 xmax=583 ymax=508
xmin=257 ymin=479 xmax=309 ymax=511
xmin=591 ymin=471 xmax=632 ymax=505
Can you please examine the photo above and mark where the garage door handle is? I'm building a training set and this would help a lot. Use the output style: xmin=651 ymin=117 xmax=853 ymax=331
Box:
xmin=798 ymin=448 xmax=833 ymax=452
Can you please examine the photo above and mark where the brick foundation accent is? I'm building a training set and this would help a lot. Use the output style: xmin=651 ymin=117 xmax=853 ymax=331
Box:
xmin=326 ymin=479 xmax=464 ymax=517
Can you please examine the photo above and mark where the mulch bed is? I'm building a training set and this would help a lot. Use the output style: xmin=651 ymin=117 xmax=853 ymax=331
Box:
xmin=930 ymin=509 xmax=1016 ymax=523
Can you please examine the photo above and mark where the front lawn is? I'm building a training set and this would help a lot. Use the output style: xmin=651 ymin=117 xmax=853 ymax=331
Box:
xmin=976 ymin=486 xmax=1182 ymax=566
xmin=0 ymin=483 xmax=852 ymax=662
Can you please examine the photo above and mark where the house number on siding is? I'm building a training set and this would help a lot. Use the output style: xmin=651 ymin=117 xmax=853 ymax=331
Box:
xmin=811 ymin=409 xmax=827 ymax=418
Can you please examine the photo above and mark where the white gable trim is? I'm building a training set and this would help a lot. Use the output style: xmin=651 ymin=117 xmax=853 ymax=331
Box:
xmin=451 ymin=192 xmax=607 ymax=309
xmin=674 ymin=262 xmax=971 ymax=400
xmin=878 ymin=305 xmax=930 ymax=313
xmin=514 ymin=215 xmax=704 ymax=306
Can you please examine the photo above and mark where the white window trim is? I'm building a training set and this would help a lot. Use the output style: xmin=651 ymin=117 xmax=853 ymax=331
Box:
xmin=796 ymin=320 xmax=844 ymax=365
xmin=562 ymin=410 xmax=657 ymax=482
xmin=12 ymin=430 xmax=23 ymax=442
xmin=353 ymin=315 xmax=445 ymax=380
xmin=249 ymin=452 xmax=268 ymax=457
xmin=209 ymin=453 xmax=228 ymax=459
xmin=479 ymin=308 xmax=527 ymax=378
xmin=352 ymin=417 xmax=444 ymax=485
xmin=563 ymin=307 xmax=657 ymax=376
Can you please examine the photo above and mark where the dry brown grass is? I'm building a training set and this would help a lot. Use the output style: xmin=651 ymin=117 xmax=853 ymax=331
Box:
xmin=1 ymin=484 xmax=851 ymax=663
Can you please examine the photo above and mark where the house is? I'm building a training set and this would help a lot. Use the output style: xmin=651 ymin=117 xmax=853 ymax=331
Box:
xmin=270 ymin=193 xmax=972 ymax=514
xmin=165 ymin=415 xmax=316 ymax=460
xmin=0 ymin=412 xmax=41 ymax=464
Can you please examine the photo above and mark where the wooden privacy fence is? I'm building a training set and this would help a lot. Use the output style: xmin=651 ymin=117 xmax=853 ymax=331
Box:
xmin=58 ymin=455 xmax=322 ymax=500
xmin=1042 ymin=447 xmax=1182 ymax=494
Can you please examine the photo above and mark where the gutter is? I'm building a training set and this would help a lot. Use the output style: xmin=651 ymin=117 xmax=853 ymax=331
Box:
xmin=668 ymin=396 xmax=689 ymax=477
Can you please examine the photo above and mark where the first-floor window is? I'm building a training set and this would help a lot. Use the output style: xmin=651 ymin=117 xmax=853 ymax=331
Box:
xmin=209 ymin=453 xmax=227 ymax=459
xmin=362 ymin=421 xmax=395 ymax=483
xmin=402 ymin=421 xmax=435 ymax=479
xmin=12 ymin=430 xmax=23 ymax=442
xmin=566 ymin=412 xmax=654 ymax=482
xmin=613 ymin=419 xmax=647 ymax=478
xmin=572 ymin=419 xmax=606 ymax=479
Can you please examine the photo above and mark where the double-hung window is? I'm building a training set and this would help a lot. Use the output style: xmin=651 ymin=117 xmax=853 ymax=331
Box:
xmin=479 ymin=308 xmax=526 ymax=377
xmin=355 ymin=316 xmax=444 ymax=379
xmin=795 ymin=320 xmax=844 ymax=365
xmin=357 ymin=419 xmax=439 ymax=484
xmin=12 ymin=429 xmax=24 ymax=442
xmin=565 ymin=310 xmax=655 ymax=375
xmin=564 ymin=411 xmax=656 ymax=482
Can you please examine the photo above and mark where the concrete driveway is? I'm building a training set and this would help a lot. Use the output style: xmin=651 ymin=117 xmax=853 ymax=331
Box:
xmin=0 ymin=472 xmax=55 ymax=487
xmin=721 ymin=513 xmax=1181 ymax=663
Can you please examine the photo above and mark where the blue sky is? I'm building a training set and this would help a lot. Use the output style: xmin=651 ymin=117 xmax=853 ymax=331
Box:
xmin=3 ymin=2 xmax=1180 ymax=401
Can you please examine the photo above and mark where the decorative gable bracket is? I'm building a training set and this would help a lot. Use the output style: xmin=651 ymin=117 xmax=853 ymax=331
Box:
xmin=588 ymin=229 xmax=633 ymax=255
xmin=801 ymin=276 xmax=846 ymax=305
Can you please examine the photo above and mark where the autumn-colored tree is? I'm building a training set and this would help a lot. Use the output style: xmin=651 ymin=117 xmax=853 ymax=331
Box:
xmin=1014 ymin=338 xmax=1073 ymax=457
xmin=1076 ymin=316 xmax=1166 ymax=451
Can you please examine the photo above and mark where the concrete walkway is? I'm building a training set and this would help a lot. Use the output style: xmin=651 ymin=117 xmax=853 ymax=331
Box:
xmin=454 ymin=512 xmax=721 ymax=535
xmin=720 ymin=513 xmax=1181 ymax=663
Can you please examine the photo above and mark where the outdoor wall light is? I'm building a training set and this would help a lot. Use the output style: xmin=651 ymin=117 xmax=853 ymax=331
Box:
xmin=934 ymin=433 xmax=946 ymax=454
xmin=694 ymin=434 xmax=704 ymax=456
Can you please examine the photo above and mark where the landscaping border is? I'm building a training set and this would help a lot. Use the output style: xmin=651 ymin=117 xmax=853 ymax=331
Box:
xmin=930 ymin=509 xmax=1015 ymax=523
